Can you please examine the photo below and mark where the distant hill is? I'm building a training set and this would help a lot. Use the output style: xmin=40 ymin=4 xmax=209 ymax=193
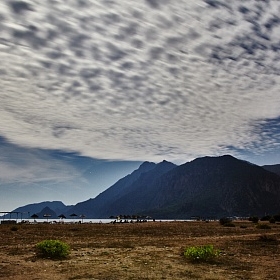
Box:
xmin=69 ymin=155 xmax=280 ymax=219
xmin=263 ymin=164 xmax=280 ymax=176
xmin=1 ymin=201 xmax=73 ymax=219
xmin=36 ymin=206 xmax=58 ymax=219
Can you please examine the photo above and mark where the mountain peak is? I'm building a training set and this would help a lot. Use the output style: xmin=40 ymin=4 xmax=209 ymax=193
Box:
xmin=36 ymin=206 xmax=57 ymax=219
xmin=138 ymin=161 xmax=156 ymax=171
xmin=157 ymin=160 xmax=177 ymax=168
xmin=159 ymin=159 xmax=171 ymax=164
xmin=190 ymin=154 xmax=239 ymax=164
xmin=200 ymin=154 xmax=236 ymax=160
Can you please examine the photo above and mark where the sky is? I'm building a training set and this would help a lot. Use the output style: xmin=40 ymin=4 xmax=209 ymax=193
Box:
xmin=1 ymin=0 xmax=280 ymax=211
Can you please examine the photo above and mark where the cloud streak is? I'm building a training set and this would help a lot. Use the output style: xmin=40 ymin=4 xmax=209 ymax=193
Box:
xmin=0 ymin=137 xmax=81 ymax=184
xmin=0 ymin=0 xmax=280 ymax=164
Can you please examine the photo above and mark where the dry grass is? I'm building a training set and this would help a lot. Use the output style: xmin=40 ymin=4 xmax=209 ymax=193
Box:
xmin=0 ymin=221 xmax=280 ymax=279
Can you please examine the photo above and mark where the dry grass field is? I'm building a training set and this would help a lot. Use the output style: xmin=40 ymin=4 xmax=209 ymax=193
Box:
xmin=0 ymin=221 xmax=279 ymax=279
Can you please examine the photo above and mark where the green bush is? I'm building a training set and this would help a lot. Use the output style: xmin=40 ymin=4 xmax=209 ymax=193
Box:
xmin=36 ymin=240 xmax=70 ymax=259
xmin=256 ymin=224 xmax=271 ymax=230
xmin=184 ymin=245 xmax=220 ymax=262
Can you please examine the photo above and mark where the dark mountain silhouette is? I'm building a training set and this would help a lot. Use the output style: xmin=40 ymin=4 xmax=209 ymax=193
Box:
xmin=263 ymin=164 xmax=280 ymax=176
xmin=69 ymin=155 xmax=280 ymax=219
xmin=1 ymin=201 xmax=73 ymax=219
xmin=36 ymin=206 xmax=58 ymax=219
xmin=6 ymin=156 xmax=280 ymax=220
xmin=66 ymin=160 xmax=177 ymax=217
xmin=137 ymin=155 xmax=280 ymax=218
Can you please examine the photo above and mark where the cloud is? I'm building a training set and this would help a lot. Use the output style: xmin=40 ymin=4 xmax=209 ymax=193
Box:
xmin=0 ymin=0 xmax=279 ymax=165
xmin=8 ymin=1 xmax=33 ymax=14
xmin=145 ymin=0 xmax=161 ymax=9
xmin=0 ymin=137 xmax=81 ymax=184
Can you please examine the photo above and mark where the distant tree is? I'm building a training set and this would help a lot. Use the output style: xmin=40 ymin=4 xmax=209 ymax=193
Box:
xmin=248 ymin=216 xmax=259 ymax=223
xmin=260 ymin=215 xmax=271 ymax=221
xmin=273 ymin=214 xmax=280 ymax=222
xmin=219 ymin=217 xmax=232 ymax=225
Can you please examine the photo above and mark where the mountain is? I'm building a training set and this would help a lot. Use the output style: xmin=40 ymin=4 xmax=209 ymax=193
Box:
xmin=66 ymin=160 xmax=177 ymax=218
xmin=138 ymin=155 xmax=280 ymax=218
xmin=6 ymin=155 xmax=280 ymax=220
xmin=36 ymin=206 xmax=58 ymax=219
xmin=1 ymin=201 xmax=72 ymax=219
xmin=69 ymin=155 xmax=280 ymax=219
xmin=263 ymin=164 xmax=280 ymax=176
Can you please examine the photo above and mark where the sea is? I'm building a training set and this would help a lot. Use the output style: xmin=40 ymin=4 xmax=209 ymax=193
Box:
xmin=1 ymin=218 xmax=190 ymax=224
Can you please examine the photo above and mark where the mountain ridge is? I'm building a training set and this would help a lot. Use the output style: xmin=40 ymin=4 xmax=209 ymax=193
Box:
xmin=263 ymin=164 xmax=280 ymax=176
xmin=66 ymin=155 xmax=280 ymax=218
xmin=4 ymin=155 xmax=280 ymax=219
xmin=65 ymin=160 xmax=176 ymax=217
xmin=141 ymin=155 xmax=280 ymax=218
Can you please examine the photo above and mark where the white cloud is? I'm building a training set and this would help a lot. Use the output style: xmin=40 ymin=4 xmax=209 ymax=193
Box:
xmin=0 ymin=0 xmax=280 ymax=164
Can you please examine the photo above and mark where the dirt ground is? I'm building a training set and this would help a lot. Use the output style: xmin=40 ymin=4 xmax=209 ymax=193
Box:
xmin=0 ymin=220 xmax=279 ymax=279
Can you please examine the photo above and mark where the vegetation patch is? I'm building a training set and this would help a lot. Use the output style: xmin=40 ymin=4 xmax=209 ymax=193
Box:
xmin=36 ymin=239 xmax=70 ymax=259
xmin=256 ymin=224 xmax=271 ymax=230
xmin=219 ymin=217 xmax=232 ymax=225
xmin=184 ymin=245 xmax=220 ymax=262
xmin=249 ymin=216 xmax=259 ymax=223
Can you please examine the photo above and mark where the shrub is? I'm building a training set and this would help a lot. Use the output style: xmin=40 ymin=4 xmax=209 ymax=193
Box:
xmin=256 ymin=224 xmax=271 ymax=230
xmin=184 ymin=245 xmax=220 ymax=262
xmin=273 ymin=214 xmax=280 ymax=222
xmin=36 ymin=240 xmax=70 ymax=259
xmin=219 ymin=217 xmax=232 ymax=225
xmin=260 ymin=215 xmax=271 ymax=221
xmin=269 ymin=217 xmax=276 ymax=224
xmin=10 ymin=226 xmax=19 ymax=231
xmin=249 ymin=216 xmax=259 ymax=223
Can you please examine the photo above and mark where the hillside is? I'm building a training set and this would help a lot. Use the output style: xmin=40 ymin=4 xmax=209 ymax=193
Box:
xmin=140 ymin=155 xmax=280 ymax=218
xmin=72 ymin=155 xmax=280 ymax=219
xmin=263 ymin=164 xmax=280 ymax=176
xmin=66 ymin=160 xmax=176 ymax=217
